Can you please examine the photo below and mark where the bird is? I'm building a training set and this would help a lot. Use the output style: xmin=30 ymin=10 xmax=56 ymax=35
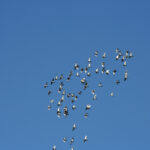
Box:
xmin=83 ymin=136 xmax=88 ymax=143
xmin=72 ymin=123 xmax=77 ymax=131
xmin=123 ymin=61 xmax=127 ymax=66
xmin=88 ymin=57 xmax=91 ymax=63
xmin=50 ymin=99 xmax=54 ymax=104
xmin=52 ymin=145 xmax=56 ymax=150
xmin=76 ymin=72 xmax=80 ymax=77
xmin=74 ymin=63 xmax=80 ymax=70
xmin=84 ymin=113 xmax=88 ymax=118
xmin=110 ymin=92 xmax=114 ymax=97
xmin=124 ymin=70 xmax=128 ymax=81
xmin=48 ymin=105 xmax=51 ymax=110
xmin=98 ymin=82 xmax=103 ymax=87
xmin=57 ymin=108 xmax=61 ymax=118
xmin=70 ymin=137 xmax=74 ymax=145
xmin=44 ymin=82 xmax=48 ymax=88
xmin=87 ymin=72 xmax=91 ymax=76
xmin=93 ymin=94 xmax=97 ymax=100
xmin=94 ymin=50 xmax=98 ymax=57
xmin=113 ymin=69 xmax=117 ymax=75
xmin=101 ymin=62 xmax=105 ymax=68
xmin=63 ymin=106 xmax=69 ymax=117
xmin=95 ymin=68 xmax=99 ymax=74
xmin=48 ymin=90 xmax=51 ymax=95
xmin=102 ymin=52 xmax=106 ymax=58
xmin=106 ymin=69 xmax=110 ymax=75
xmin=86 ymin=104 xmax=91 ymax=110
xmin=116 ymin=80 xmax=120 ymax=85
xmin=72 ymin=105 xmax=76 ymax=110
xmin=63 ymin=137 xmax=67 ymax=143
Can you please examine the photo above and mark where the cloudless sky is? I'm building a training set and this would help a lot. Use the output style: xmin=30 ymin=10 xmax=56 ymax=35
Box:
xmin=0 ymin=0 xmax=150 ymax=150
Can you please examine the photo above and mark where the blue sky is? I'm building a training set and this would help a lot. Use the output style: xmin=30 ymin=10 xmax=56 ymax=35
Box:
xmin=0 ymin=0 xmax=150 ymax=150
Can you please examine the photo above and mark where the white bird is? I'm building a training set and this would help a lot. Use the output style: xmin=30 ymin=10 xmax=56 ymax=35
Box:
xmin=101 ymin=62 xmax=105 ymax=68
xmin=94 ymin=50 xmax=98 ymax=57
xmin=84 ymin=113 xmax=88 ymax=118
xmin=98 ymin=82 xmax=103 ymax=87
xmin=95 ymin=68 xmax=99 ymax=73
xmin=53 ymin=145 xmax=56 ymax=150
xmin=106 ymin=69 xmax=110 ymax=75
xmin=72 ymin=123 xmax=77 ymax=131
xmin=70 ymin=137 xmax=74 ymax=145
xmin=63 ymin=137 xmax=67 ymax=143
xmin=84 ymin=136 xmax=88 ymax=143
xmin=48 ymin=105 xmax=51 ymax=110
xmin=71 ymin=147 xmax=74 ymax=150
xmin=91 ymin=89 xmax=95 ymax=95
xmin=44 ymin=82 xmax=48 ymax=88
xmin=76 ymin=72 xmax=80 ymax=77
xmin=86 ymin=104 xmax=91 ymax=110
xmin=93 ymin=94 xmax=97 ymax=100
xmin=124 ymin=70 xmax=128 ymax=81
xmin=72 ymin=105 xmax=76 ymax=110
xmin=88 ymin=57 xmax=91 ymax=63
xmin=123 ymin=61 xmax=127 ymax=66
xmin=87 ymin=63 xmax=91 ymax=68
xmin=129 ymin=52 xmax=133 ymax=58
xmin=57 ymin=108 xmax=61 ymax=117
xmin=110 ymin=92 xmax=114 ymax=97
xmin=87 ymin=72 xmax=91 ymax=76
xmin=113 ymin=69 xmax=117 ymax=75
xmin=102 ymin=52 xmax=106 ymax=58
xmin=116 ymin=55 xmax=119 ymax=60
xmin=50 ymin=99 xmax=54 ymax=104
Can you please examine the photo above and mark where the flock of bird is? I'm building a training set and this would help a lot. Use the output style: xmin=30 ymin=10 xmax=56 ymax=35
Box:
xmin=44 ymin=48 xmax=134 ymax=150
